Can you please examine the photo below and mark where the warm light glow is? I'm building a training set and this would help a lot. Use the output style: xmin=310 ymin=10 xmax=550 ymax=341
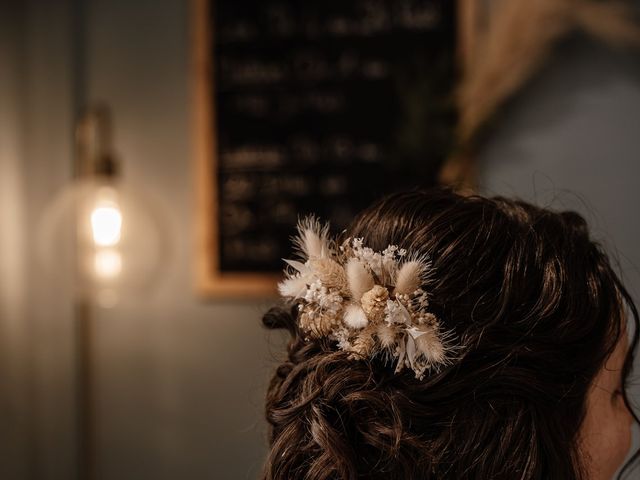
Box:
xmin=90 ymin=204 xmax=122 ymax=246
xmin=94 ymin=249 xmax=122 ymax=278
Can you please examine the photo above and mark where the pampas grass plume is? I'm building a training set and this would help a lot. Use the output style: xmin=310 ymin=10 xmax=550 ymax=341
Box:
xmin=278 ymin=276 xmax=308 ymax=298
xmin=415 ymin=328 xmax=446 ymax=365
xmin=377 ymin=323 xmax=397 ymax=348
xmin=394 ymin=261 xmax=424 ymax=295
xmin=294 ymin=215 xmax=330 ymax=259
xmin=346 ymin=258 xmax=374 ymax=301
xmin=308 ymin=257 xmax=348 ymax=293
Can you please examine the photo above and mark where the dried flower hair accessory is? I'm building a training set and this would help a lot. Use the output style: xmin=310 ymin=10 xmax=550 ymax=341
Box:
xmin=278 ymin=216 xmax=460 ymax=380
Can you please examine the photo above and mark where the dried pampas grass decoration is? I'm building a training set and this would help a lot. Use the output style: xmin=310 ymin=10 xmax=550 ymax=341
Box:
xmin=308 ymin=257 xmax=348 ymax=294
xmin=278 ymin=215 xmax=461 ymax=379
xmin=377 ymin=323 xmax=398 ymax=349
xmin=395 ymin=260 xmax=428 ymax=296
xmin=458 ymin=0 xmax=640 ymax=146
xmin=293 ymin=215 xmax=332 ymax=259
xmin=444 ymin=0 xmax=640 ymax=190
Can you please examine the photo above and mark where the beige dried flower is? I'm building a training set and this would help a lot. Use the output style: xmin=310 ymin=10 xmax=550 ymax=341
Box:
xmin=348 ymin=328 xmax=376 ymax=358
xmin=361 ymin=285 xmax=389 ymax=323
xmin=414 ymin=326 xmax=446 ymax=365
xmin=308 ymin=257 xmax=348 ymax=293
xmin=376 ymin=323 xmax=398 ymax=349
xmin=394 ymin=260 xmax=424 ymax=296
xmin=299 ymin=305 xmax=342 ymax=338
xmin=321 ymin=311 xmax=344 ymax=336
xmin=416 ymin=312 xmax=438 ymax=327
xmin=298 ymin=306 xmax=317 ymax=336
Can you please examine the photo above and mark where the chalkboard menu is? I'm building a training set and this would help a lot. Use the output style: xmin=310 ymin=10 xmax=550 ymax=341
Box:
xmin=194 ymin=0 xmax=460 ymax=296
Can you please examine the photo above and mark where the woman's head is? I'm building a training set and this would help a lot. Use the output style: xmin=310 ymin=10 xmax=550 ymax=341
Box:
xmin=262 ymin=188 xmax=639 ymax=479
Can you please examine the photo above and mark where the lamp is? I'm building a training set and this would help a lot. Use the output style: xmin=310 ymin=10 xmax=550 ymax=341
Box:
xmin=39 ymin=106 xmax=168 ymax=307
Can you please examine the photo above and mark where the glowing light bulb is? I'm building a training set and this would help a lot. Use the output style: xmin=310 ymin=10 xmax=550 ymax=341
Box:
xmin=39 ymin=178 xmax=168 ymax=306
xmin=90 ymin=204 xmax=122 ymax=246
xmin=38 ymin=107 xmax=169 ymax=307
xmin=93 ymin=249 xmax=122 ymax=279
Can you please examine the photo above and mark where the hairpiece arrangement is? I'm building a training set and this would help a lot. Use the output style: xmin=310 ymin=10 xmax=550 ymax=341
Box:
xmin=278 ymin=216 xmax=459 ymax=379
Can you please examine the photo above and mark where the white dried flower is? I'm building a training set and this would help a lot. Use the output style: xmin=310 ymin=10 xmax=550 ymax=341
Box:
xmin=385 ymin=300 xmax=412 ymax=325
xmin=304 ymin=280 xmax=342 ymax=316
xmin=344 ymin=304 xmax=369 ymax=330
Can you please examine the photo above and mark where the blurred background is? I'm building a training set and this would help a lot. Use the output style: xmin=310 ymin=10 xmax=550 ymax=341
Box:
xmin=1 ymin=0 xmax=639 ymax=479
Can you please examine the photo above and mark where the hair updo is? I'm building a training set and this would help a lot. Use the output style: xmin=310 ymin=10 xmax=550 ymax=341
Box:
xmin=261 ymin=188 xmax=639 ymax=479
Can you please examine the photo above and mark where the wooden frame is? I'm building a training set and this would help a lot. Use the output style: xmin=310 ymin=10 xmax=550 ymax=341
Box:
xmin=192 ymin=0 xmax=477 ymax=297
xmin=192 ymin=0 xmax=281 ymax=297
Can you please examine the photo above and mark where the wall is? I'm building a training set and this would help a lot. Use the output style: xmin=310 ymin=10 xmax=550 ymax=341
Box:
xmin=0 ymin=2 xmax=30 ymax=477
xmin=1 ymin=1 xmax=79 ymax=479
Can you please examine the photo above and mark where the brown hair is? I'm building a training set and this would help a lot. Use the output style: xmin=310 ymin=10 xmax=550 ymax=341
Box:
xmin=261 ymin=188 xmax=639 ymax=479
